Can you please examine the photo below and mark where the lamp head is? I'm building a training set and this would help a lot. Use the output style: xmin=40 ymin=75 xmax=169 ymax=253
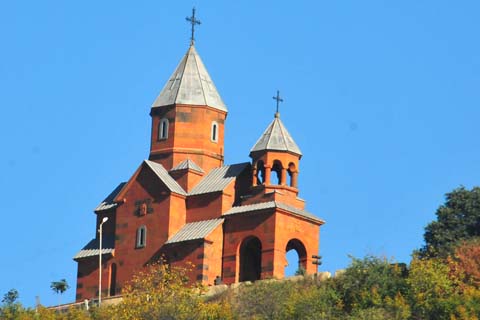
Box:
xmin=102 ymin=217 xmax=109 ymax=223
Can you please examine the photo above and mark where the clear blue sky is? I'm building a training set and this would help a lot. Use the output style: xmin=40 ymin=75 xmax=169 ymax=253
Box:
xmin=1 ymin=1 xmax=480 ymax=307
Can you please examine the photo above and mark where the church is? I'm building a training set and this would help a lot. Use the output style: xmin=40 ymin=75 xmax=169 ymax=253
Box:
xmin=73 ymin=11 xmax=324 ymax=302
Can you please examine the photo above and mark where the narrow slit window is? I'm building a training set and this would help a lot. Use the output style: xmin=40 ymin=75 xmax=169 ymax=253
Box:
xmin=136 ymin=226 xmax=147 ymax=248
xmin=158 ymin=118 xmax=169 ymax=140
xmin=211 ymin=122 xmax=218 ymax=142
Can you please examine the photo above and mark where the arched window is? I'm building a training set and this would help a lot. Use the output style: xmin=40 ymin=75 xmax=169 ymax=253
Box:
xmin=211 ymin=121 xmax=218 ymax=142
xmin=136 ymin=225 xmax=147 ymax=248
xmin=272 ymin=160 xmax=283 ymax=185
xmin=255 ymin=160 xmax=265 ymax=185
xmin=158 ymin=118 xmax=169 ymax=140
xmin=287 ymin=162 xmax=296 ymax=187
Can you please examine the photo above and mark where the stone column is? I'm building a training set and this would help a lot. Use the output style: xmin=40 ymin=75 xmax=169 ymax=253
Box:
xmin=264 ymin=166 xmax=271 ymax=185
xmin=280 ymin=168 xmax=287 ymax=185
xmin=291 ymin=171 xmax=298 ymax=188
xmin=252 ymin=167 xmax=258 ymax=186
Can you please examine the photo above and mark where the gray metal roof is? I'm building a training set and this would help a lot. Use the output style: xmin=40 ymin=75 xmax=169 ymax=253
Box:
xmin=165 ymin=218 xmax=224 ymax=244
xmin=144 ymin=160 xmax=187 ymax=196
xmin=189 ymin=162 xmax=249 ymax=196
xmin=94 ymin=182 xmax=126 ymax=212
xmin=223 ymin=201 xmax=323 ymax=223
xmin=170 ymin=159 xmax=204 ymax=173
xmin=250 ymin=115 xmax=302 ymax=156
xmin=73 ymin=236 xmax=115 ymax=261
xmin=151 ymin=45 xmax=227 ymax=112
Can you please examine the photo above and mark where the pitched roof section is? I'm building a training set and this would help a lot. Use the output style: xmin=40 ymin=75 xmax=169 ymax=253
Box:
xmin=223 ymin=201 xmax=324 ymax=224
xmin=151 ymin=45 xmax=227 ymax=112
xmin=95 ymin=182 xmax=126 ymax=212
xmin=73 ymin=236 xmax=115 ymax=261
xmin=144 ymin=160 xmax=187 ymax=196
xmin=250 ymin=115 xmax=302 ymax=156
xmin=165 ymin=218 xmax=224 ymax=244
xmin=189 ymin=162 xmax=249 ymax=196
xmin=170 ymin=159 xmax=204 ymax=173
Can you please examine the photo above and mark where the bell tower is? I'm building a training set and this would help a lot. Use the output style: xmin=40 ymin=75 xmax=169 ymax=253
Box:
xmin=148 ymin=9 xmax=227 ymax=173
xmin=249 ymin=91 xmax=303 ymax=204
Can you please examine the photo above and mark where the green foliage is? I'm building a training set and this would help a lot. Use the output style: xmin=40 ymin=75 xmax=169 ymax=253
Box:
xmin=98 ymin=262 xmax=233 ymax=320
xmin=2 ymin=289 xmax=19 ymax=305
xmin=421 ymin=186 xmax=480 ymax=258
xmin=283 ymin=279 xmax=343 ymax=320
xmin=333 ymin=255 xmax=409 ymax=315
xmin=50 ymin=279 xmax=69 ymax=296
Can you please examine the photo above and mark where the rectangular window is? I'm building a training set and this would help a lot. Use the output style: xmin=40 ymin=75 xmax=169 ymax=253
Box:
xmin=136 ymin=226 xmax=146 ymax=248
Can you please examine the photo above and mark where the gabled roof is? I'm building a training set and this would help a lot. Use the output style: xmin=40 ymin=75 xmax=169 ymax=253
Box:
xmin=73 ymin=236 xmax=115 ymax=261
xmin=250 ymin=115 xmax=302 ymax=156
xmin=170 ymin=159 xmax=204 ymax=173
xmin=114 ymin=160 xmax=187 ymax=202
xmin=151 ymin=45 xmax=227 ymax=112
xmin=95 ymin=182 xmax=126 ymax=213
xmin=165 ymin=218 xmax=224 ymax=244
xmin=223 ymin=201 xmax=324 ymax=224
xmin=189 ymin=162 xmax=249 ymax=196
xmin=144 ymin=160 xmax=187 ymax=196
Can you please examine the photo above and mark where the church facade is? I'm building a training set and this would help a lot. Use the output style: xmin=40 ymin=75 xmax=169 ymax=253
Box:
xmin=74 ymin=36 xmax=324 ymax=302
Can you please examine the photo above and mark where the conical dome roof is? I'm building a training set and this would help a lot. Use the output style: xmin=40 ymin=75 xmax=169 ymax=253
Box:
xmin=250 ymin=114 xmax=302 ymax=156
xmin=151 ymin=45 xmax=227 ymax=112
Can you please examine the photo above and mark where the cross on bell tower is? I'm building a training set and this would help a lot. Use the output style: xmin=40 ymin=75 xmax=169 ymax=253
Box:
xmin=186 ymin=7 xmax=201 ymax=45
xmin=273 ymin=90 xmax=283 ymax=118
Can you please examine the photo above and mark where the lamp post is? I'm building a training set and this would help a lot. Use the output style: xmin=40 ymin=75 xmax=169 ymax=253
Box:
xmin=98 ymin=216 xmax=108 ymax=306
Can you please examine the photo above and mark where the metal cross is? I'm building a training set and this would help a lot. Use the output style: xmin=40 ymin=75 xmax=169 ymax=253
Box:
xmin=273 ymin=90 xmax=283 ymax=115
xmin=186 ymin=7 xmax=201 ymax=45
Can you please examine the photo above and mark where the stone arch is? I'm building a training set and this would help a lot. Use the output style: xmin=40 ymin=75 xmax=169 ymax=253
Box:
xmin=271 ymin=160 xmax=283 ymax=185
xmin=239 ymin=236 xmax=262 ymax=282
xmin=255 ymin=160 xmax=265 ymax=185
xmin=285 ymin=239 xmax=307 ymax=275
xmin=287 ymin=162 xmax=297 ymax=188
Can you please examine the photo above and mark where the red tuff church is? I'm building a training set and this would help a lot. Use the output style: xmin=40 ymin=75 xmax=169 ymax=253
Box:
xmin=74 ymin=19 xmax=324 ymax=301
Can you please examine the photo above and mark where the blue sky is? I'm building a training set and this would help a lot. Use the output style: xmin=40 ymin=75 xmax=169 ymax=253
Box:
xmin=1 ymin=1 xmax=480 ymax=307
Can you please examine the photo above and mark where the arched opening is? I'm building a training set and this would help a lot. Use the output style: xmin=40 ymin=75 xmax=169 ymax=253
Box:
xmin=255 ymin=160 xmax=265 ymax=185
xmin=287 ymin=162 xmax=296 ymax=187
xmin=109 ymin=263 xmax=117 ymax=296
xmin=271 ymin=160 xmax=283 ymax=185
xmin=239 ymin=236 xmax=262 ymax=282
xmin=285 ymin=239 xmax=307 ymax=276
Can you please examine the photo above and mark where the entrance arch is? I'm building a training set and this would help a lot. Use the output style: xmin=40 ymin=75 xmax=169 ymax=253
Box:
xmin=239 ymin=236 xmax=262 ymax=282
xmin=285 ymin=239 xmax=307 ymax=276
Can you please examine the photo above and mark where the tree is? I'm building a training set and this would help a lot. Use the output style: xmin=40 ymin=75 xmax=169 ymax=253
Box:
xmin=101 ymin=262 xmax=232 ymax=320
xmin=421 ymin=186 xmax=480 ymax=258
xmin=50 ymin=279 xmax=69 ymax=305
xmin=1 ymin=289 xmax=18 ymax=305
xmin=453 ymin=238 xmax=480 ymax=287
xmin=333 ymin=255 xmax=409 ymax=315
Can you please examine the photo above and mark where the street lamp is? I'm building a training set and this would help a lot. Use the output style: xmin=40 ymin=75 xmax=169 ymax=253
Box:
xmin=98 ymin=216 xmax=108 ymax=306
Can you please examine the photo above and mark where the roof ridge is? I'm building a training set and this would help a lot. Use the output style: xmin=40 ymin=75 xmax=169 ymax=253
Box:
xmin=172 ymin=46 xmax=191 ymax=103
xmin=144 ymin=160 xmax=187 ymax=195
xmin=192 ymin=45 xmax=208 ymax=106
